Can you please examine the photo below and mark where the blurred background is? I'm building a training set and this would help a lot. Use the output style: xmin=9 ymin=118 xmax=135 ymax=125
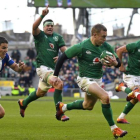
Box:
xmin=0 ymin=0 xmax=140 ymax=98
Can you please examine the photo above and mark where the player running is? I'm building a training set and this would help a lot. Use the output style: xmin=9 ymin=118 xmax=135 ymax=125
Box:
xmin=18 ymin=6 xmax=69 ymax=121
xmin=50 ymin=24 xmax=127 ymax=138
xmin=116 ymin=40 xmax=140 ymax=124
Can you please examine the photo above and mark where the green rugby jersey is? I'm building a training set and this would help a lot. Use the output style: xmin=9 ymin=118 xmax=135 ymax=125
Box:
xmin=34 ymin=30 xmax=65 ymax=69
xmin=65 ymin=38 xmax=117 ymax=78
xmin=125 ymin=40 xmax=140 ymax=76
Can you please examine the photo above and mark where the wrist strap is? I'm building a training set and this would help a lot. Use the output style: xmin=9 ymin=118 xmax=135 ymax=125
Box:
xmin=40 ymin=15 xmax=45 ymax=19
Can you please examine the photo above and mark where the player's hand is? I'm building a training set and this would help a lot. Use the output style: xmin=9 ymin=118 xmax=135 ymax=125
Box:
xmin=18 ymin=61 xmax=25 ymax=72
xmin=42 ymin=6 xmax=49 ymax=16
xmin=53 ymin=56 xmax=58 ymax=63
xmin=49 ymin=76 xmax=63 ymax=90
xmin=104 ymin=55 xmax=118 ymax=67
xmin=49 ymin=76 xmax=59 ymax=86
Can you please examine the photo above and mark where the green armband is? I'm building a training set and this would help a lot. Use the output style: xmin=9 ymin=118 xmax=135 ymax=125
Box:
xmin=40 ymin=15 xmax=45 ymax=19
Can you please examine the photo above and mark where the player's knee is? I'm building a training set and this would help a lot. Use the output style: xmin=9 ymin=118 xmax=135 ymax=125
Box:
xmin=58 ymin=81 xmax=63 ymax=90
xmin=130 ymin=98 xmax=138 ymax=104
xmin=101 ymin=94 xmax=110 ymax=104
xmin=36 ymin=89 xmax=46 ymax=97
xmin=55 ymin=80 xmax=63 ymax=90
xmin=83 ymin=102 xmax=93 ymax=110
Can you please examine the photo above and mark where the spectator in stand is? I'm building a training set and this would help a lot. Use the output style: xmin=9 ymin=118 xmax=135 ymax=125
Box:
xmin=11 ymin=47 xmax=21 ymax=63
xmin=28 ymin=85 xmax=36 ymax=95
xmin=27 ymin=47 xmax=36 ymax=60
xmin=19 ymin=85 xmax=26 ymax=96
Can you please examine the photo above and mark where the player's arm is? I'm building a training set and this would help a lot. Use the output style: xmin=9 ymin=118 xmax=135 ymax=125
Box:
xmin=53 ymin=46 xmax=67 ymax=63
xmin=32 ymin=6 xmax=49 ymax=36
xmin=104 ymin=43 xmax=121 ymax=68
xmin=54 ymin=52 xmax=68 ymax=77
xmin=116 ymin=45 xmax=128 ymax=72
xmin=60 ymin=46 xmax=67 ymax=53
xmin=10 ymin=61 xmax=25 ymax=73
xmin=50 ymin=52 xmax=69 ymax=86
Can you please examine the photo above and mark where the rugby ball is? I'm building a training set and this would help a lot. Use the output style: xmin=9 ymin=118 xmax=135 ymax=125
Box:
xmin=100 ymin=50 xmax=113 ymax=64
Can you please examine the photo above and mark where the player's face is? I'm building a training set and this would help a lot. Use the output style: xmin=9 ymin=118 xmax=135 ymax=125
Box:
xmin=43 ymin=25 xmax=54 ymax=35
xmin=95 ymin=30 xmax=107 ymax=46
xmin=0 ymin=43 xmax=8 ymax=58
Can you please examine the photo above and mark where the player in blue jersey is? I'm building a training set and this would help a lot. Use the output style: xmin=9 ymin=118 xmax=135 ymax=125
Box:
xmin=0 ymin=36 xmax=25 ymax=119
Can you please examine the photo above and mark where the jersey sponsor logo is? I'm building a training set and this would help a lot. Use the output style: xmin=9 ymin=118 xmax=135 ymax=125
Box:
xmin=49 ymin=43 xmax=54 ymax=49
xmin=86 ymin=50 xmax=91 ymax=54
xmin=93 ymin=57 xmax=100 ymax=64
xmin=53 ymin=36 xmax=58 ymax=41
xmin=47 ymin=49 xmax=56 ymax=52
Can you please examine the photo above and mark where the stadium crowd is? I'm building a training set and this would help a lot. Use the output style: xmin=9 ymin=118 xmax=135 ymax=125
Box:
xmin=0 ymin=43 xmax=128 ymax=93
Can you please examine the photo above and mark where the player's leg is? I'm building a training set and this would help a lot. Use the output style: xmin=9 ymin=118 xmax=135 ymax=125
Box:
xmin=55 ymin=89 xmax=97 ymax=121
xmin=0 ymin=104 xmax=5 ymax=119
xmin=18 ymin=66 xmax=54 ymax=117
xmin=117 ymin=74 xmax=139 ymax=123
xmin=18 ymin=80 xmax=49 ymax=117
xmin=47 ymin=73 xmax=63 ymax=105
xmin=55 ymin=77 xmax=98 ymax=121
xmin=47 ymin=72 xmax=69 ymax=121
xmin=88 ymin=82 xmax=127 ymax=138
xmin=117 ymin=99 xmax=138 ymax=124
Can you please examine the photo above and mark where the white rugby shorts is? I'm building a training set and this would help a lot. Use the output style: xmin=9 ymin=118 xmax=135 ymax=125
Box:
xmin=77 ymin=76 xmax=102 ymax=95
xmin=123 ymin=73 xmax=140 ymax=89
xmin=36 ymin=65 xmax=54 ymax=91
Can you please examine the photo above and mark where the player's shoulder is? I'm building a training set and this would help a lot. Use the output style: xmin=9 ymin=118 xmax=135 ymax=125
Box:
xmin=80 ymin=38 xmax=90 ymax=46
xmin=53 ymin=32 xmax=62 ymax=37
xmin=103 ymin=41 xmax=111 ymax=47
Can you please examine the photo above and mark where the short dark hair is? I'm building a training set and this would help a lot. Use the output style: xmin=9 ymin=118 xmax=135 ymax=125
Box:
xmin=43 ymin=19 xmax=54 ymax=25
xmin=0 ymin=37 xmax=8 ymax=45
xmin=91 ymin=24 xmax=107 ymax=35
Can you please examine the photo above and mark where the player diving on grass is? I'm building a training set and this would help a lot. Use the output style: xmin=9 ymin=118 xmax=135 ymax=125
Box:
xmin=50 ymin=24 xmax=128 ymax=138
xmin=0 ymin=36 xmax=25 ymax=119
xmin=115 ymin=40 xmax=140 ymax=124
xmin=18 ymin=6 xmax=69 ymax=121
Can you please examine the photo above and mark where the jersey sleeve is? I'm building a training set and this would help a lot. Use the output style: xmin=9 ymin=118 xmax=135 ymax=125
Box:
xmin=65 ymin=43 xmax=82 ymax=58
xmin=126 ymin=42 xmax=137 ymax=53
xmin=6 ymin=54 xmax=14 ymax=66
xmin=33 ymin=30 xmax=44 ymax=41
xmin=58 ymin=35 xmax=66 ymax=48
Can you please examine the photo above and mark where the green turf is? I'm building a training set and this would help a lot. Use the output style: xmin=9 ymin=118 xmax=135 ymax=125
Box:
xmin=34 ymin=0 xmax=140 ymax=8
xmin=0 ymin=96 xmax=139 ymax=140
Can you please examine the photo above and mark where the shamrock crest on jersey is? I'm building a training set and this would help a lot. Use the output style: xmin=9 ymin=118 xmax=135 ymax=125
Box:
xmin=49 ymin=43 xmax=54 ymax=49
xmin=53 ymin=36 xmax=58 ymax=41
xmin=93 ymin=57 xmax=101 ymax=64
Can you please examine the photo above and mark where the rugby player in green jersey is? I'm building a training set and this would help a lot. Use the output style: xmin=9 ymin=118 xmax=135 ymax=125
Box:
xmin=115 ymin=41 xmax=140 ymax=124
xmin=18 ymin=6 xmax=69 ymax=121
xmin=50 ymin=24 xmax=128 ymax=138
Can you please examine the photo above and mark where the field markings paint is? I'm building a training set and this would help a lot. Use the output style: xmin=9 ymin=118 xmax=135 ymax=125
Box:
xmin=82 ymin=0 xmax=97 ymax=7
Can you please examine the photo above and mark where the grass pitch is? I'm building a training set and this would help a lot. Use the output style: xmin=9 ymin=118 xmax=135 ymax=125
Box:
xmin=0 ymin=96 xmax=140 ymax=140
